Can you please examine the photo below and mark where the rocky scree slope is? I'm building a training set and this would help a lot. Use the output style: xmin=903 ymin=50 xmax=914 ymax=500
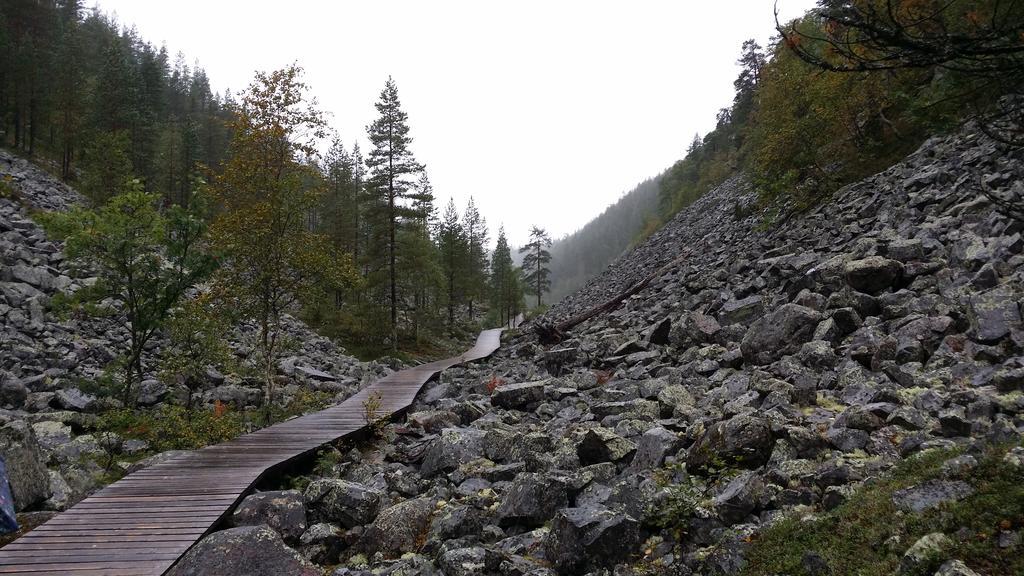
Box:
xmin=166 ymin=126 xmax=1024 ymax=576
xmin=0 ymin=149 xmax=391 ymax=516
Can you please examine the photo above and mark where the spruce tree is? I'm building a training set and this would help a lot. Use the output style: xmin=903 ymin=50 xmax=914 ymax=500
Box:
xmin=365 ymin=77 xmax=422 ymax=348
xmin=437 ymin=198 xmax=467 ymax=329
xmin=519 ymin=226 xmax=552 ymax=307
xmin=462 ymin=197 xmax=489 ymax=320
xmin=490 ymin=226 xmax=514 ymax=326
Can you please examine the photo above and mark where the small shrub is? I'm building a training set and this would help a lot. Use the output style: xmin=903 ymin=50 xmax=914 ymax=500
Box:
xmin=362 ymin=390 xmax=386 ymax=436
xmin=98 ymin=405 xmax=244 ymax=452
xmin=272 ymin=389 xmax=333 ymax=422
xmin=485 ymin=375 xmax=503 ymax=395
xmin=649 ymin=475 xmax=708 ymax=537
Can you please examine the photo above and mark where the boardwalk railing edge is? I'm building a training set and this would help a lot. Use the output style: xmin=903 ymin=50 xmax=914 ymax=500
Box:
xmin=0 ymin=316 xmax=522 ymax=576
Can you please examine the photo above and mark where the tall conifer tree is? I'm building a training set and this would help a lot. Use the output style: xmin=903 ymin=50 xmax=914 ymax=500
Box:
xmin=365 ymin=77 xmax=422 ymax=348
xmin=520 ymin=226 xmax=552 ymax=307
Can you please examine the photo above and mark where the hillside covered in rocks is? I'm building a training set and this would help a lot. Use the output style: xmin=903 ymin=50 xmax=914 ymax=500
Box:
xmin=155 ymin=126 xmax=1024 ymax=576
xmin=0 ymin=150 xmax=395 ymax=516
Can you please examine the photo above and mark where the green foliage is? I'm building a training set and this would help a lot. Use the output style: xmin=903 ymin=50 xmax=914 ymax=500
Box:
xmin=79 ymin=130 xmax=135 ymax=205
xmin=743 ymin=444 xmax=1024 ymax=576
xmin=160 ymin=294 xmax=233 ymax=410
xmin=519 ymin=226 xmax=552 ymax=308
xmin=490 ymin=227 xmax=524 ymax=326
xmin=648 ymin=474 xmax=707 ymax=535
xmin=745 ymin=28 xmax=931 ymax=207
xmin=0 ymin=3 xmax=232 ymax=189
xmin=0 ymin=175 xmax=18 ymax=201
xmin=272 ymin=389 xmax=333 ymax=422
xmin=209 ymin=64 xmax=358 ymax=424
xmin=39 ymin=189 xmax=215 ymax=404
xmin=362 ymin=390 xmax=385 ymax=433
xmin=98 ymin=405 xmax=244 ymax=452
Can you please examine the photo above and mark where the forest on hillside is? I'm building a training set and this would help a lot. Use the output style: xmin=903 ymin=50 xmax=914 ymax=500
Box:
xmin=538 ymin=0 xmax=1024 ymax=304
xmin=0 ymin=1 xmax=552 ymax=368
xmin=658 ymin=0 xmax=1024 ymax=220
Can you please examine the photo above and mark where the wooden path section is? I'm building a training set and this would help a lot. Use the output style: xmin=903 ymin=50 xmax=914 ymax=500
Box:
xmin=0 ymin=321 xmax=518 ymax=575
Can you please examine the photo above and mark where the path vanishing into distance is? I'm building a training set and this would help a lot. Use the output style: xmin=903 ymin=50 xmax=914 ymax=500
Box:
xmin=0 ymin=320 xmax=520 ymax=576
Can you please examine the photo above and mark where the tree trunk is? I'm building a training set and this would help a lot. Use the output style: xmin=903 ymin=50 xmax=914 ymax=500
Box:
xmin=261 ymin=317 xmax=276 ymax=426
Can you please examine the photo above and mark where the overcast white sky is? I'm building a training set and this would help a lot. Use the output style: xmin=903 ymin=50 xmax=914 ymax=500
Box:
xmin=94 ymin=0 xmax=815 ymax=246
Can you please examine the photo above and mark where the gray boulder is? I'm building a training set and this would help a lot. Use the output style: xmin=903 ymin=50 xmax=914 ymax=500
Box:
xmin=490 ymin=380 xmax=546 ymax=410
xmin=0 ymin=420 xmax=51 ymax=510
xmin=232 ymin=490 xmax=307 ymax=544
xmin=0 ymin=378 xmax=28 ymax=409
xmin=51 ymin=388 xmax=97 ymax=412
xmin=629 ymin=426 xmax=683 ymax=470
xmin=497 ymin=473 xmax=569 ymax=527
xmin=741 ymin=304 xmax=822 ymax=365
xmin=713 ymin=471 xmax=764 ymax=524
xmin=420 ymin=428 xmax=485 ymax=477
xmin=845 ymin=256 xmax=903 ymax=294
xmin=298 ymin=522 xmax=343 ymax=565
xmin=968 ymin=285 xmax=1021 ymax=343
xmin=544 ymin=505 xmax=641 ymax=573
xmin=671 ymin=312 xmax=722 ymax=346
xmin=687 ymin=414 xmax=774 ymax=472
xmin=892 ymin=480 xmax=974 ymax=513
xmin=166 ymin=525 xmax=321 ymax=576
xmin=719 ymin=295 xmax=764 ymax=326
xmin=303 ymin=479 xmax=382 ymax=528
xmin=437 ymin=546 xmax=493 ymax=576
xmin=360 ymin=496 xmax=435 ymax=559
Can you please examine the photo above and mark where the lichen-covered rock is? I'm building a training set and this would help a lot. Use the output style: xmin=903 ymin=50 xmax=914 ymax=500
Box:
xmin=0 ymin=420 xmax=50 ymax=510
xmin=490 ymin=380 xmax=546 ymax=409
xmin=899 ymin=532 xmax=952 ymax=575
xmin=741 ymin=304 xmax=823 ymax=365
xmin=576 ymin=427 xmax=637 ymax=465
xmin=687 ymin=414 xmax=774 ymax=472
xmin=844 ymin=256 xmax=904 ymax=294
xmin=167 ymin=525 xmax=322 ymax=576
xmin=544 ymin=505 xmax=641 ymax=573
xmin=303 ymin=479 xmax=382 ymax=528
xmin=359 ymin=497 xmax=435 ymax=559
xmin=231 ymin=490 xmax=307 ymax=544
xmin=419 ymin=428 xmax=485 ymax=477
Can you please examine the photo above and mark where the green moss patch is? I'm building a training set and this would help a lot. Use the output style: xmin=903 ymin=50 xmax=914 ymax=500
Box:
xmin=743 ymin=444 xmax=1024 ymax=576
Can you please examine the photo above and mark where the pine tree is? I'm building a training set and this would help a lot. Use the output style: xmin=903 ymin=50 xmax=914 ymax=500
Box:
xmin=490 ymin=226 xmax=514 ymax=326
xmin=437 ymin=198 xmax=467 ymax=329
xmin=365 ymin=77 xmax=422 ymax=348
xmin=519 ymin=226 xmax=552 ymax=308
xmin=462 ymin=197 xmax=489 ymax=320
xmin=399 ymin=170 xmax=438 ymax=344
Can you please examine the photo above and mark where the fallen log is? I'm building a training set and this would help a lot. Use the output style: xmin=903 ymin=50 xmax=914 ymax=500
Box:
xmin=535 ymin=250 xmax=692 ymax=345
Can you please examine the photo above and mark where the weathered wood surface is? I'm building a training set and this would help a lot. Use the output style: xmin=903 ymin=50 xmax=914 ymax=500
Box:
xmin=0 ymin=321 xmax=517 ymax=575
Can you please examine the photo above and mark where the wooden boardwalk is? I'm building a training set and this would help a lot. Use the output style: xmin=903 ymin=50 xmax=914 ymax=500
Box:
xmin=0 ymin=322 xmax=517 ymax=575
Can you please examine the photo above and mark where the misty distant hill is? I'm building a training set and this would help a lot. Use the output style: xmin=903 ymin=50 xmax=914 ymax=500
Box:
xmin=539 ymin=177 xmax=660 ymax=303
